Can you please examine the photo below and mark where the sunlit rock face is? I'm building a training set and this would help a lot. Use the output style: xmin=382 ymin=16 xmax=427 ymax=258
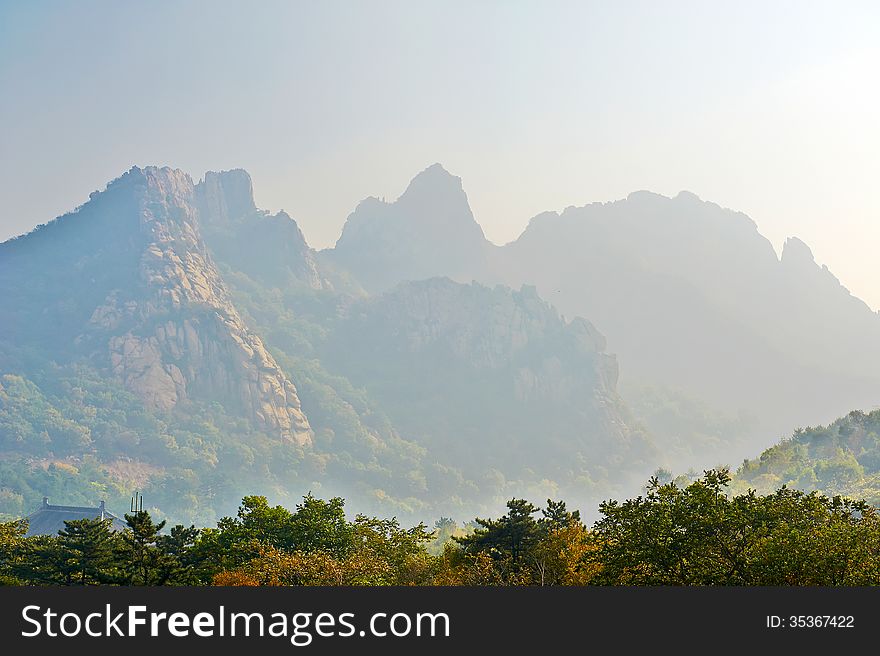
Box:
xmin=2 ymin=165 xmax=312 ymax=445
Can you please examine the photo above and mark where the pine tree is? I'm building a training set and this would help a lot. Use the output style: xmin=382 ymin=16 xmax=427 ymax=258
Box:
xmin=156 ymin=524 xmax=203 ymax=584
xmin=57 ymin=517 xmax=117 ymax=585
xmin=456 ymin=498 xmax=542 ymax=581
xmin=119 ymin=510 xmax=169 ymax=585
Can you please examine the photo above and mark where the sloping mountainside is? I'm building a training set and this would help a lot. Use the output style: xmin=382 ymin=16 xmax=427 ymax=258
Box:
xmin=500 ymin=194 xmax=880 ymax=447
xmin=1 ymin=167 xmax=310 ymax=443
xmin=0 ymin=167 xmax=345 ymax=523
xmin=320 ymin=278 xmax=653 ymax=480
xmin=327 ymin=166 xmax=880 ymax=462
xmin=0 ymin=166 xmax=652 ymax=524
xmin=733 ymin=409 xmax=880 ymax=505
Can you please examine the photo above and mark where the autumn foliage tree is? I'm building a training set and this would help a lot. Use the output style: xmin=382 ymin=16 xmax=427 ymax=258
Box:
xmin=211 ymin=503 xmax=434 ymax=586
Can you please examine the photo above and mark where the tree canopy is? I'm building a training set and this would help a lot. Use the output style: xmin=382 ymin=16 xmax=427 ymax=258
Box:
xmin=3 ymin=473 xmax=880 ymax=586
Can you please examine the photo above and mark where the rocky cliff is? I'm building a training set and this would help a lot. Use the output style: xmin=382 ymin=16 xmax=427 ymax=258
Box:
xmin=4 ymin=166 xmax=312 ymax=445
xmin=97 ymin=167 xmax=311 ymax=444
xmin=196 ymin=169 xmax=326 ymax=290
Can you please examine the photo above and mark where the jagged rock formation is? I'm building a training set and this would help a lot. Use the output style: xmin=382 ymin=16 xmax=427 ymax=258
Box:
xmin=195 ymin=169 xmax=257 ymax=224
xmin=1 ymin=166 xmax=312 ymax=445
xmin=331 ymin=277 xmax=618 ymax=387
xmin=196 ymin=170 xmax=327 ymax=290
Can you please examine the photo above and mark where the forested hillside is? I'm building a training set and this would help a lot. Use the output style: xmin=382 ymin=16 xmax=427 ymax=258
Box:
xmin=734 ymin=409 xmax=880 ymax=504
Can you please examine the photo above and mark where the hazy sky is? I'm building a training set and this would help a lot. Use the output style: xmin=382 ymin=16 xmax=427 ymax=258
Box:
xmin=2 ymin=1 xmax=879 ymax=308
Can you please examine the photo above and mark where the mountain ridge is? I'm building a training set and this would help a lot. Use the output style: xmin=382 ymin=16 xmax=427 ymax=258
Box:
xmin=325 ymin=164 xmax=880 ymax=461
xmin=1 ymin=163 xmax=654 ymax=523
xmin=1 ymin=165 xmax=313 ymax=445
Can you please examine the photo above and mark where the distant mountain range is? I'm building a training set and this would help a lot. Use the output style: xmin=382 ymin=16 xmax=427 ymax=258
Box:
xmin=1 ymin=163 xmax=877 ymax=523
xmin=328 ymin=164 xmax=880 ymax=461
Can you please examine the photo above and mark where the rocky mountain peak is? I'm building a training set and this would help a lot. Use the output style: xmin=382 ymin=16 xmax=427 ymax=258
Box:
xmin=267 ymin=210 xmax=311 ymax=254
xmin=107 ymin=166 xmax=196 ymax=206
xmin=625 ymin=189 xmax=667 ymax=203
xmin=80 ymin=166 xmax=313 ymax=444
xmin=328 ymin=164 xmax=491 ymax=292
xmin=396 ymin=163 xmax=483 ymax=233
xmin=398 ymin=162 xmax=462 ymax=199
xmin=195 ymin=169 xmax=257 ymax=225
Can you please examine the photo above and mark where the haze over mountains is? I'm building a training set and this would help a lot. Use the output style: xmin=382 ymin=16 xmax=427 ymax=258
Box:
xmin=1 ymin=162 xmax=877 ymax=524
xmin=0 ymin=165 xmax=644 ymax=523
xmin=329 ymin=164 xmax=880 ymax=461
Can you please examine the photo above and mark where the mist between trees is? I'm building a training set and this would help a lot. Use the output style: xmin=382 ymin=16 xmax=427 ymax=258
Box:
xmin=3 ymin=468 xmax=880 ymax=587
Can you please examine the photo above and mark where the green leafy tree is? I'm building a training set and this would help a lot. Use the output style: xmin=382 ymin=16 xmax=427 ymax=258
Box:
xmin=588 ymin=468 xmax=880 ymax=585
xmin=350 ymin=515 xmax=434 ymax=585
xmin=288 ymin=494 xmax=354 ymax=557
xmin=206 ymin=496 xmax=295 ymax=570
xmin=449 ymin=498 xmax=589 ymax=585
xmin=13 ymin=535 xmax=68 ymax=585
